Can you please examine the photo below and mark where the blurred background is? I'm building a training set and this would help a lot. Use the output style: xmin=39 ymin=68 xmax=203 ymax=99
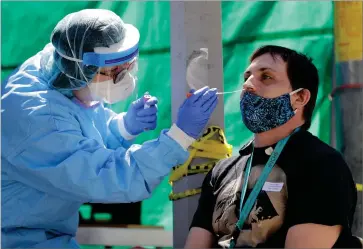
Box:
xmin=1 ymin=1 xmax=362 ymax=248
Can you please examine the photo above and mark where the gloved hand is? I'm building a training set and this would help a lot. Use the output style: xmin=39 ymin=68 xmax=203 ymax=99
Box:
xmin=176 ymin=86 xmax=218 ymax=139
xmin=124 ymin=96 xmax=158 ymax=136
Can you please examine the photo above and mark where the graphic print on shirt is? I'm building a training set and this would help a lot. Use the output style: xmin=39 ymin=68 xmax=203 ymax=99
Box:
xmin=248 ymin=190 xmax=279 ymax=225
xmin=212 ymin=161 xmax=288 ymax=248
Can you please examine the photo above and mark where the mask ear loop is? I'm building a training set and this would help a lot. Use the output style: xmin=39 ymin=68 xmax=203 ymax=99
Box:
xmin=53 ymin=46 xmax=91 ymax=86
xmin=289 ymin=88 xmax=304 ymax=96
xmin=289 ymin=88 xmax=304 ymax=113
xmin=65 ymin=15 xmax=91 ymax=85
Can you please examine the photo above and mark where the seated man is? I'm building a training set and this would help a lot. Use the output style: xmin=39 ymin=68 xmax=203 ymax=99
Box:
xmin=185 ymin=45 xmax=360 ymax=248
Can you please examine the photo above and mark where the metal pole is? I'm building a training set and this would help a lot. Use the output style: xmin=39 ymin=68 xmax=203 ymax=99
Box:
xmin=170 ymin=2 xmax=224 ymax=247
xmin=333 ymin=1 xmax=363 ymax=237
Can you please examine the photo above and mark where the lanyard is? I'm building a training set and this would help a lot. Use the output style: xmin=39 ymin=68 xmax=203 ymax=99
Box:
xmin=229 ymin=128 xmax=300 ymax=248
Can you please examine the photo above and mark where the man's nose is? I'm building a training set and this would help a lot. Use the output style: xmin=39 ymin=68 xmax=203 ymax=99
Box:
xmin=242 ymin=80 xmax=256 ymax=93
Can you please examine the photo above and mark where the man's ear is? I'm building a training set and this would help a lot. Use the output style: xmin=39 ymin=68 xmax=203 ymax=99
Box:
xmin=293 ymin=89 xmax=310 ymax=110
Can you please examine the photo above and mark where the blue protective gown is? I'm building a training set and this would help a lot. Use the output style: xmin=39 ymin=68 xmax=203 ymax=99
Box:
xmin=1 ymin=44 xmax=189 ymax=248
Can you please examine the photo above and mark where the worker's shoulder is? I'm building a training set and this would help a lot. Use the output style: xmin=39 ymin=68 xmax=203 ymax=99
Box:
xmin=2 ymin=83 xmax=73 ymax=121
xmin=2 ymin=71 xmax=78 ymax=157
xmin=2 ymin=61 xmax=75 ymax=118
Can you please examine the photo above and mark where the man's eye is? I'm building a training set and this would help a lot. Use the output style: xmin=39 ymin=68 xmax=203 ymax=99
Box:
xmin=262 ymin=74 xmax=272 ymax=80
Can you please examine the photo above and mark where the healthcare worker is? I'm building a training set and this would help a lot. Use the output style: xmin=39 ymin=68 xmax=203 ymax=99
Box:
xmin=1 ymin=9 xmax=218 ymax=248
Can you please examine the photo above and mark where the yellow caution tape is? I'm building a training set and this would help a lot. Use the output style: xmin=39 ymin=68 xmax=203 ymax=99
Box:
xmin=169 ymin=126 xmax=232 ymax=201
xmin=357 ymin=183 xmax=362 ymax=192
xmin=169 ymin=188 xmax=202 ymax=201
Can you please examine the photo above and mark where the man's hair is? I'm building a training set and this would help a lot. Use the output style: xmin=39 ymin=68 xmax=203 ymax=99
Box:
xmin=250 ymin=45 xmax=319 ymax=130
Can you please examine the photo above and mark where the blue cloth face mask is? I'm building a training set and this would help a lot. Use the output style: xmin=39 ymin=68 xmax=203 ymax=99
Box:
xmin=240 ymin=88 xmax=303 ymax=133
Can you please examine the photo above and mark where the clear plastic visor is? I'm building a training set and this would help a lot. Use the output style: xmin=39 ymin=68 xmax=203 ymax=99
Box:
xmin=87 ymin=55 xmax=139 ymax=105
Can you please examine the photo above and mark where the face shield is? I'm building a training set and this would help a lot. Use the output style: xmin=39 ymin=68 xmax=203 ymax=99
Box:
xmin=89 ymin=57 xmax=138 ymax=104
xmin=54 ymin=21 xmax=140 ymax=105
xmin=88 ymin=43 xmax=139 ymax=105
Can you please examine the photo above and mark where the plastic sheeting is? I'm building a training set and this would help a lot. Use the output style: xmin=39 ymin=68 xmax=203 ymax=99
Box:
xmin=1 ymin=0 xmax=334 ymax=236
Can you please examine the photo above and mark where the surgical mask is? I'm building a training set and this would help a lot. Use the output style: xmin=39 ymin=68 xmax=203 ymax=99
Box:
xmin=88 ymin=72 xmax=137 ymax=104
xmin=240 ymin=88 xmax=303 ymax=133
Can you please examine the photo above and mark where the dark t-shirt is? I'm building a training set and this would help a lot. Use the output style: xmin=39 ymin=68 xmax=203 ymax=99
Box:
xmin=190 ymin=129 xmax=359 ymax=248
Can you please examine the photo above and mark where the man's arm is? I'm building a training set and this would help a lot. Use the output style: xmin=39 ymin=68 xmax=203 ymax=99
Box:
xmin=185 ymin=171 xmax=217 ymax=248
xmin=285 ymin=223 xmax=342 ymax=248
xmin=285 ymin=151 xmax=356 ymax=248
xmin=185 ymin=227 xmax=215 ymax=248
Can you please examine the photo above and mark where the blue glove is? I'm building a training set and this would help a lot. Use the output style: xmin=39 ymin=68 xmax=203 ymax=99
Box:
xmin=176 ymin=86 xmax=218 ymax=139
xmin=124 ymin=96 xmax=158 ymax=136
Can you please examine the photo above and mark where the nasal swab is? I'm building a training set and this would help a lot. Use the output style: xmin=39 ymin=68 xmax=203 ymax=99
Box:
xmin=216 ymin=89 xmax=243 ymax=95
xmin=187 ymin=89 xmax=244 ymax=98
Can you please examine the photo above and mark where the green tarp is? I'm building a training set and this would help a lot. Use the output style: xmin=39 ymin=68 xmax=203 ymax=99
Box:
xmin=1 ymin=0 xmax=334 ymax=238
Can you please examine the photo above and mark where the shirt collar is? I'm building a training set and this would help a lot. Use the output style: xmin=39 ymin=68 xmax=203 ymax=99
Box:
xmin=238 ymin=129 xmax=304 ymax=157
xmin=238 ymin=139 xmax=254 ymax=156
